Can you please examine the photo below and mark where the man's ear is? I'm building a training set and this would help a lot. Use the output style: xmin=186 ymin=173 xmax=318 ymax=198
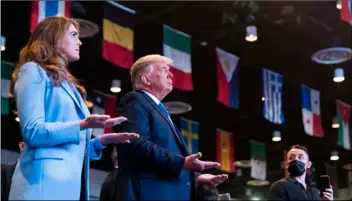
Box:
xmin=141 ymin=74 xmax=151 ymax=86
xmin=307 ymin=161 xmax=312 ymax=168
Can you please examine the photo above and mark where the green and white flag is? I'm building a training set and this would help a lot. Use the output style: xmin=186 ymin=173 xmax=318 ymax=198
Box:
xmin=250 ymin=140 xmax=266 ymax=180
xmin=336 ymin=100 xmax=351 ymax=150
xmin=1 ymin=60 xmax=13 ymax=115
xmin=163 ymin=25 xmax=193 ymax=91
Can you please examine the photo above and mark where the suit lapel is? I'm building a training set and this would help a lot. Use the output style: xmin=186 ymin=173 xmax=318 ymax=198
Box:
xmin=61 ymin=81 xmax=85 ymax=116
xmin=137 ymin=91 xmax=189 ymax=155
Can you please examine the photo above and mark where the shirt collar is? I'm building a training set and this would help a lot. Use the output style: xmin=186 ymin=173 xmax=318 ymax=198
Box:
xmin=141 ymin=90 xmax=160 ymax=105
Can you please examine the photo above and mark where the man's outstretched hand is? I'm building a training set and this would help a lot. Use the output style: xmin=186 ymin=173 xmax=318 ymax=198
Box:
xmin=183 ymin=152 xmax=221 ymax=171
xmin=196 ymin=173 xmax=228 ymax=186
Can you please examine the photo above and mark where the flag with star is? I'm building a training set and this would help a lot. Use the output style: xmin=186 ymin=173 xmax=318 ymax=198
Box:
xmin=301 ymin=85 xmax=324 ymax=137
xmin=180 ymin=117 xmax=199 ymax=154
xmin=336 ymin=100 xmax=351 ymax=150
xmin=216 ymin=128 xmax=235 ymax=172
xmin=216 ymin=47 xmax=240 ymax=109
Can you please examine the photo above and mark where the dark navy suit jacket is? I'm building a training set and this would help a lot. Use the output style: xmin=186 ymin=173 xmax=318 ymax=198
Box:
xmin=113 ymin=90 xmax=196 ymax=200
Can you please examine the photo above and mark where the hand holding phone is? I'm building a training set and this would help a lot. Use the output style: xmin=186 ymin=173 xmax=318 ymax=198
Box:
xmin=318 ymin=175 xmax=330 ymax=194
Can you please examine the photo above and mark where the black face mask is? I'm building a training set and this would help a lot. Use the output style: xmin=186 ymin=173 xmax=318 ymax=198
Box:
xmin=288 ymin=160 xmax=306 ymax=176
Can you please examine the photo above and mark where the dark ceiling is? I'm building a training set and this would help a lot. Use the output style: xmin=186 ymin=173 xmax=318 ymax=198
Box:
xmin=1 ymin=1 xmax=352 ymax=199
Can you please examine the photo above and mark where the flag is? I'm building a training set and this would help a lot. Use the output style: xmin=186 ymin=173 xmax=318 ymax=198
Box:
xmin=336 ymin=100 xmax=351 ymax=150
xmin=216 ymin=129 xmax=235 ymax=172
xmin=1 ymin=61 xmax=13 ymax=115
xmin=216 ymin=48 xmax=240 ymax=109
xmin=341 ymin=0 xmax=352 ymax=25
xmin=262 ymin=68 xmax=284 ymax=124
xmin=301 ymin=85 xmax=324 ymax=137
xmin=325 ymin=162 xmax=339 ymax=198
xmin=91 ymin=90 xmax=117 ymax=137
xmin=30 ymin=0 xmax=70 ymax=32
xmin=163 ymin=25 xmax=193 ymax=91
xmin=250 ymin=140 xmax=266 ymax=180
xmin=103 ymin=1 xmax=135 ymax=69
xmin=180 ymin=117 xmax=199 ymax=154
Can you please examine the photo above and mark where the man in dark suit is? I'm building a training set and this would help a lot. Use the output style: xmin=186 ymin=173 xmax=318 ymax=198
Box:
xmin=114 ymin=54 xmax=228 ymax=200
xmin=1 ymin=142 xmax=25 ymax=201
xmin=100 ymin=147 xmax=119 ymax=201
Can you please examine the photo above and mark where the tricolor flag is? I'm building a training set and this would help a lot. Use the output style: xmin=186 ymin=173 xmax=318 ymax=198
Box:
xmin=341 ymin=0 xmax=352 ymax=25
xmin=301 ymin=85 xmax=324 ymax=137
xmin=103 ymin=1 xmax=135 ymax=69
xmin=216 ymin=129 xmax=235 ymax=173
xmin=262 ymin=68 xmax=284 ymax=124
xmin=336 ymin=100 xmax=351 ymax=150
xmin=1 ymin=61 xmax=13 ymax=115
xmin=250 ymin=140 xmax=266 ymax=180
xmin=91 ymin=90 xmax=117 ymax=137
xmin=163 ymin=25 xmax=193 ymax=91
xmin=30 ymin=0 xmax=71 ymax=32
xmin=180 ymin=117 xmax=199 ymax=154
xmin=216 ymin=48 xmax=240 ymax=109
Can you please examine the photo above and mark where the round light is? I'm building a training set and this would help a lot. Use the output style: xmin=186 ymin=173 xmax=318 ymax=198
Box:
xmin=110 ymin=79 xmax=121 ymax=93
xmin=245 ymin=25 xmax=258 ymax=42
xmin=15 ymin=117 xmax=20 ymax=122
xmin=336 ymin=0 xmax=342 ymax=9
xmin=330 ymin=150 xmax=339 ymax=161
xmin=272 ymin=131 xmax=281 ymax=142
xmin=333 ymin=68 xmax=345 ymax=82
xmin=1 ymin=36 xmax=6 ymax=51
xmin=332 ymin=117 xmax=339 ymax=128
xmin=261 ymin=97 xmax=265 ymax=101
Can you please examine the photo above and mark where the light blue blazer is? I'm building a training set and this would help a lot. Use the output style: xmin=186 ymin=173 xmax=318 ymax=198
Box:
xmin=9 ymin=62 xmax=104 ymax=200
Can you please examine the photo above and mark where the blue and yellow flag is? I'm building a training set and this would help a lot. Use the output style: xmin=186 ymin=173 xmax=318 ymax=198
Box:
xmin=180 ymin=117 xmax=199 ymax=154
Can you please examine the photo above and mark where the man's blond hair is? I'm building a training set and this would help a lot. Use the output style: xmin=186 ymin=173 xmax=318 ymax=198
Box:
xmin=130 ymin=54 xmax=173 ymax=90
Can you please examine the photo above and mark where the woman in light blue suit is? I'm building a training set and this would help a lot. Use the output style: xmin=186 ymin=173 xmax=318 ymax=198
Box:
xmin=8 ymin=17 xmax=139 ymax=200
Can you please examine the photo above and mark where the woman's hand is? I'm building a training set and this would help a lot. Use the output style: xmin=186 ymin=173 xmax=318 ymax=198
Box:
xmin=80 ymin=115 xmax=127 ymax=130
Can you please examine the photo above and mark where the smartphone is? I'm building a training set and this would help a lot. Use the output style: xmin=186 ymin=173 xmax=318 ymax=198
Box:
xmin=318 ymin=175 xmax=330 ymax=194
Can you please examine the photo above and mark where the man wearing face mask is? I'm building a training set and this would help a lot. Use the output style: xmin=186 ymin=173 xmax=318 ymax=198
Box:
xmin=269 ymin=145 xmax=334 ymax=200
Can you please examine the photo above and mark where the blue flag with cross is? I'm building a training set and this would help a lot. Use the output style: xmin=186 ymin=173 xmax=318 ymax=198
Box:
xmin=180 ymin=117 xmax=199 ymax=154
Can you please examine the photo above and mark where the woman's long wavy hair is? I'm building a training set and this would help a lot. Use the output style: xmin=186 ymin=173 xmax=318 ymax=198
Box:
xmin=10 ymin=16 xmax=87 ymax=103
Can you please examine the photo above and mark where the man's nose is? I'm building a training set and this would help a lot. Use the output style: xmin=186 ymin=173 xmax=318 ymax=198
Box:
xmin=168 ymin=72 xmax=173 ymax=79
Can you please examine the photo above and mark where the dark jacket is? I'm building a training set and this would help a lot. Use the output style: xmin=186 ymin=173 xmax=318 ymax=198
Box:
xmin=113 ymin=90 xmax=196 ymax=200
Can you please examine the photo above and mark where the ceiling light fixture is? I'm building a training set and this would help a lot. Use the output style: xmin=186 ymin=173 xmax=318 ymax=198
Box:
xmin=245 ymin=25 xmax=258 ymax=42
